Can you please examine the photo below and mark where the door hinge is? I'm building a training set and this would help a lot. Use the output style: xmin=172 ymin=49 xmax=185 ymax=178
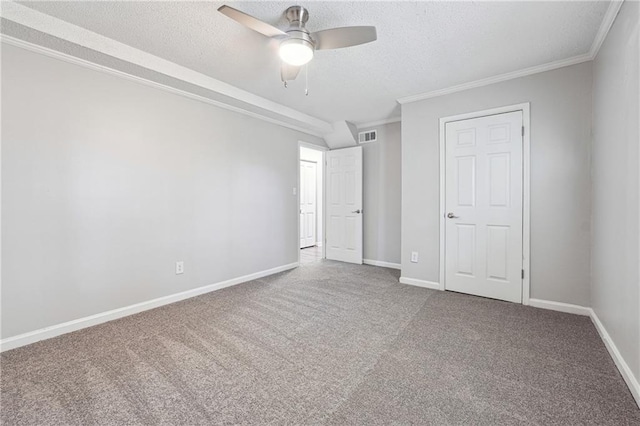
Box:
xmin=521 ymin=269 xmax=525 ymax=279
xmin=521 ymin=126 xmax=525 ymax=137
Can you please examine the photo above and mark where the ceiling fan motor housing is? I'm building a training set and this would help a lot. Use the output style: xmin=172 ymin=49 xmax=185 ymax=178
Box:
xmin=285 ymin=6 xmax=310 ymax=27
xmin=285 ymin=30 xmax=314 ymax=48
xmin=285 ymin=6 xmax=315 ymax=49
xmin=283 ymin=6 xmax=315 ymax=50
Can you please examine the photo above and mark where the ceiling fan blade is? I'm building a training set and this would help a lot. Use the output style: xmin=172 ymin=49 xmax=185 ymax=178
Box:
xmin=311 ymin=26 xmax=377 ymax=50
xmin=281 ymin=63 xmax=301 ymax=82
xmin=218 ymin=5 xmax=287 ymax=38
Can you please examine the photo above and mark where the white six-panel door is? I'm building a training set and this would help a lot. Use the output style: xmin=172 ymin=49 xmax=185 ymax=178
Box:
xmin=445 ymin=111 xmax=523 ymax=303
xmin=300 ymin=161 xmax=317 ymax=249
xmin=326 ymin=146 xmax=363 ymax=264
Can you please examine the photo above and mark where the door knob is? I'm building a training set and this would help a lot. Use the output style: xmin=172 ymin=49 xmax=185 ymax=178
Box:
xmin=352 ymin=209 xmax=361 ymax=214
xmin=447 ymin=212 xmax=459 ymax=219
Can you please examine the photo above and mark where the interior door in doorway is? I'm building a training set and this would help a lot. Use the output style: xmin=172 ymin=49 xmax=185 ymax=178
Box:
xmin=326 ymin=146 xmax=363 ymax=264
xmin=444 ymin=111 xmax=523 ymax=303
xmin=300 ymin=160 xmax=317 ymax=249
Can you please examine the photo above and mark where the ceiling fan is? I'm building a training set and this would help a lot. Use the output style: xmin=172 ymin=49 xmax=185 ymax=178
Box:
xmin=218 ymin=5 xmax=377 ymax=83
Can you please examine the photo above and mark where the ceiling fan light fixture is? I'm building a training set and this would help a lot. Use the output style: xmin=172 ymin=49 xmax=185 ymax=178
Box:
xmin=279 ymin=38 xmax=314 ymax=66
xmin=218 ymin=4 xmax=377 ymax=83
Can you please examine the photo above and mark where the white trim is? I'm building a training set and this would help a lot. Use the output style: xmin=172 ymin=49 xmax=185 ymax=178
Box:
xmin=1 ymin=36 xmax=326 ymax=139
xmin=0 ymin=3 xmax=332 ymax=136
xmin=438 ymin=103 xmax=531 ymax=303
xmin=522 ymin=106 xmax=531 ymax=305
xmin=355 ymin=117 xmax=401 ymax=129
xmin=438 ymin=117 xmax=447 ymax=292
xmin=2 ymin=0 xmax=622 ymax=128
xmin=321 ymin=148 xmax=326 ymax=260
xmin=299 ymin=141 xmax=329 ymax=151
xmin=397 ymin=55 xmax=591 ymax=104
xmin=297 ymin=144 xmax=301 ymax=263
xmin=397 ymin=1 xmax=623 ymax=105
xmin=298 ymin=142 xmax=326 ymax=261
xmin=363 ymin=259 xmax=401 ymax=270
xmin=528 ymin=298 xmax=640 ymax=407
xmin=589 ymin=1 xmax=624 ymax=59
xmin=0 ymin=262 xmax=298 ymax=353
xmin=591 ymin=310 xmax=640 ymax=408
xmin=399 ymin=277 xmax=441 ymax=290
xmin=528 ymin=299 xmax=591 ymax=316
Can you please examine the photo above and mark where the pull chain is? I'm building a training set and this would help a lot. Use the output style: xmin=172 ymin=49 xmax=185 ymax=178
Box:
xmin=305 ymin=63 xmax=309 ymax=96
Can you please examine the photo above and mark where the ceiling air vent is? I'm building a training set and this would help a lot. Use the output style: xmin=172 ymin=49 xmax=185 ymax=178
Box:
xmin=358 ymin=129 xmax=377 ymax=144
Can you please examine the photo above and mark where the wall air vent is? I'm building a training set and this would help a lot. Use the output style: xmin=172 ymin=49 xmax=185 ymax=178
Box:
xmin=358 ymin=129 xmax=377 ymax=144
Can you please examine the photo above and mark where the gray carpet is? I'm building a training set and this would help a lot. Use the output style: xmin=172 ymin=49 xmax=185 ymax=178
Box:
xmin=2 ymin=260 xmax=639 ymax=425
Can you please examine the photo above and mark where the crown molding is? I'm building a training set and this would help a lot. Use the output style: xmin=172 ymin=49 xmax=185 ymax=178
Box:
xmin=398 ymin=0 xmax=624 ymax=105
xmin=397 ymin=53 xmax=592 ymax=105
xmin=589 ymin=0 xmax=624 ymax=59
xmin=1 ymin=36 xmax=327 ymax=139
xmin=1 ymin=1 xmax=625 ymax=126
xmin=356 ymin=116 xmax=401 ymax=129
xmin=0 ymin=1 xmax=333 ymax=136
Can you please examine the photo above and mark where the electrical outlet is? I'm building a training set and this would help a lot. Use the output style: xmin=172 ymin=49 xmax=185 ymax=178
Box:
xmin=410 ymin=252 xmax=419 ymax=263
xmin=293 ymin=187 xmax=297 ymax=196
xmin=175 ymin=261 xmax=184 ymax=275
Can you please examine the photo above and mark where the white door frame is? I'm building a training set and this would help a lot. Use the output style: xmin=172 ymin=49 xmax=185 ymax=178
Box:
xmin=300 ymin=159 xmax=318 ymax=248
xmin=438 ymin=103 xmax=531 ymax=305
xmin=298 ymin=141 xmax=328 ymax=265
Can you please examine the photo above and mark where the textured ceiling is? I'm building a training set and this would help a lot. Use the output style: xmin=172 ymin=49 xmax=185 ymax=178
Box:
xmin=10 ymin=1 xmax=609 ymax=125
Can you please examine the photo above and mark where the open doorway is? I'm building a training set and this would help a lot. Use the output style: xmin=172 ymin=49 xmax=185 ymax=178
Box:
xmin=299 ymin=143 xmax=326 ymax=265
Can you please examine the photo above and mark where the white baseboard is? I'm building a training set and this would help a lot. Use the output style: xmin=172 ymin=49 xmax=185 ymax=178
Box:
xmin=399 ymin=277 xmax=441 ymax=290
xmin=0 ymin=262 xmax=299 ymax=353
xmin=590 ymin=309 xmax=640 ymax=408
xmin=528 ymin=298 xmax=591 ymax=316
xmin=316 ymin=241 xmax=323 ymax=247
xmin=528 ymin=298 xmax=639 ymax=408
xmin=363 ymin=259 xmax=401 ymax=270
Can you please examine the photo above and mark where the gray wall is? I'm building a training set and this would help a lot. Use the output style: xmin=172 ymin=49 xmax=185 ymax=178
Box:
xmin=363 ymin=122 xmax=402 ymax=265
xmin=1 ymin=43 xmax=325 ymax=339
xmin=591 ymin=1 xmax=640 ymax=383
xmin=401 ymin=62 xmax=593 ymax=306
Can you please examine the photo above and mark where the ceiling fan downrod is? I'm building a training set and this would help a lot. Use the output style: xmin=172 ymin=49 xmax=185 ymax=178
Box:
xmin=285 ymin=5 xmax=310 ymax=28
